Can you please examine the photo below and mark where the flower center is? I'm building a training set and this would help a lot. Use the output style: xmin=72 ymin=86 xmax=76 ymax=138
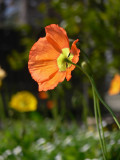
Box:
xmin=57 ymin=48 xmax=73 ymax=72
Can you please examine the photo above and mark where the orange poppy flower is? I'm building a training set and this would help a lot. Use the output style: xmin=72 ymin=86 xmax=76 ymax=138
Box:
xmin=46 ymin=100 xmax=55 ymax=109
xmin=28 ymin=24 xmax=80 ymax=91
xmin=39 ymin=91 xmax=48 ymax=99
xmin=108 ymin=74 xmax=120 ymax=95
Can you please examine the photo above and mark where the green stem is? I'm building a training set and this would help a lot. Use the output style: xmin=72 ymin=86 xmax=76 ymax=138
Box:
xmin=51 ymin=102 xmax=61 ymax=130
xmin=96 ymin=98 xmax=107 ymax=155
xmin=89 ymin=76 xmax=120 ymax=129
xmin=92 ymin=86 xmax=106 ymax=160
xmin=66 ymin=59 xmax=120 ymax=129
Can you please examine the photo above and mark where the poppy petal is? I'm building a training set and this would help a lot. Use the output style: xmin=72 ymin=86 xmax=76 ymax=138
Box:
xmin=29 ymin=37 xmax=60 ymax=61
xmin=66 ymin=65 xmax=75 ymax=81
xmin=71 ymin=39 xmax=80 ymax=63
xmin=28 ymin=37 xmax=60 ymax=83
xmin=66 ymin=39 xmax=80 ymax=81
xmin=29 ymin=60 xmax=59 ymax=83
xmin=38 ymin=71 xmax=66 ymax=91
xmin=45 ymin=24 xmax=69 ymax=51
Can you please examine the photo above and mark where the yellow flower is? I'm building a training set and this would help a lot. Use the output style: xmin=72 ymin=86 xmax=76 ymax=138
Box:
xmin=10 ymin=91 xmax=37 ymax=112
xmin=108 ymin=74 xmax=120 ymax=95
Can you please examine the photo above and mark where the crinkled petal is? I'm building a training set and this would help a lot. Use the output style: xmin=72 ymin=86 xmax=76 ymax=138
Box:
xmin=45 ymin=24 xmax=69 ymax=51
xmin=38 ymin=71 xmax=66 ymax=91
xmin=71 ymin=39 xmax=80 ymax=63
xmin=66 ymin=39 xmax=80 ymax=81
xmin=66 ymin=65 xmax=75 ymax=81
xmin=28 ymin=37 xmax=60 ymax=83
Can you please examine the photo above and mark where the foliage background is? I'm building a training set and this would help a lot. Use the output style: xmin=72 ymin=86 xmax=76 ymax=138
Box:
xmin=0 ymin=0 xmax=120 ymax=159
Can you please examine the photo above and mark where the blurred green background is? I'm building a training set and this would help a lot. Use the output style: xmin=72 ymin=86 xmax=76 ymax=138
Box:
xmin=0 ymin=0 xmax=120 ymax=159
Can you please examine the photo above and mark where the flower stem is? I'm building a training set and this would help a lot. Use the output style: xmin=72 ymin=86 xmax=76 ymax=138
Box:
xmin=89 ymin=76 xmax=120 ymax=129
xmin=92 ymin=86 xmax=107 ymax=160
xmin=65 ymin=57 xmax=120 ymax=159
xmin=65 ymin=59 xmax=120 ymax=129
xmin=96 ymin=98 xmax=107 ymax=156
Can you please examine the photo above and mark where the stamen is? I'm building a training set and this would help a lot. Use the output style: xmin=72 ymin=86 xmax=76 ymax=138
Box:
xmin=66 ymin=63 xmax=68 ymax=68
xmin=68 ymin=53 xmax=70 ymax=57
xmin=57 ymin=48 xmax=73 ymax=71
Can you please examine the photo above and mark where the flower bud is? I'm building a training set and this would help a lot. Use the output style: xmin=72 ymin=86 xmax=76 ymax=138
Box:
xmin=81 ymin=61 xmax=92 ymax=75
